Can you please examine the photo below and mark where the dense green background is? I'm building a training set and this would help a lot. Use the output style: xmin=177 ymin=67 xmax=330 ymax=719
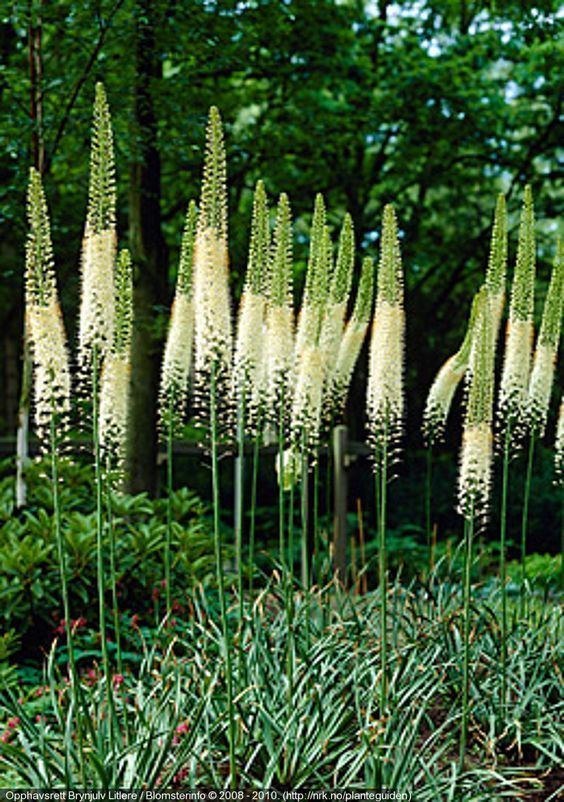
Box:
xmin=0 ymin=0 xmax=561 ymax=547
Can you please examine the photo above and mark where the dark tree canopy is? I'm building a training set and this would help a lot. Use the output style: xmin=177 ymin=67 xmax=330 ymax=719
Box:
xmin=0 ymin=0 xmax=561 ymax=475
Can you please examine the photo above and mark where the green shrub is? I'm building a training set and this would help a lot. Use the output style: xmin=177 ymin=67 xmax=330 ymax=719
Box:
xmin=0 ymin=458 xmax=219 ymax=652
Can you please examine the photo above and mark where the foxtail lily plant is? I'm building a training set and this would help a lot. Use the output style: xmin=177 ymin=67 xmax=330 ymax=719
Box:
xmin=496 ymin=186 xmax=536 ymax=635
xmin=158 ymin=200 xmax=198 ymax=616
xmin=457 ymin=287 xmax=495 ymax=768
xmin=193 ymin=106 xmax=236 ymax=787
xmin=367 ymin=204 xmax=405 ymax=717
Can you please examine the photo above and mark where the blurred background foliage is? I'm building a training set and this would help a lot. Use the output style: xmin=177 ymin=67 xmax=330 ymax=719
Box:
xmin=0 ymin=0 xmax=561 ymax=547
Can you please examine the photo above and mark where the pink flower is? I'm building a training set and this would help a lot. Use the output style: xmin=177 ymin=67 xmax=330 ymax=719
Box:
xmin=7 ymin=718 xmax=19 ymax=729
xmin=113 ymin=674 xmax=125 ymax=688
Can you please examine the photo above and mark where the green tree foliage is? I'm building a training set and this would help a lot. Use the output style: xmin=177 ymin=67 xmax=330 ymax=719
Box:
xmin=0 ymin=0 xmax=561 ymax=447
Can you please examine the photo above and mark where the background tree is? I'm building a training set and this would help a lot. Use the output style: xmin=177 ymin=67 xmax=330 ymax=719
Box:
xmin=0 ymin=1 xmax=561 ymax=520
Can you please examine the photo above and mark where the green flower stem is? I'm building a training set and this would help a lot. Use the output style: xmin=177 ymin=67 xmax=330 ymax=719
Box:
xmin=49 ymin=409 xmax=86 ymax=782
xmin=278 ymin=387 xmax=286 ymax=568
xmin=499 ymin=425 xmax=511 ymax=714
xmin=301 ymin=450 xmax=309 ymax=588
xmin=378 ymin=434 xmax=388 ymax=715
xmin=425 ymin=445 xmax=433 ymax=558
xmin=459 ymin=506 xmax=475 ymax=770
xmin=106 ymin=467 xmax=123 ymax=677
xmin=520 ymin=434 xmax=535 ymax=616
xmin=286 ymin=439 xmax=296 ymax=717
xmin=210 ymin=364 xmax=236 ymax=788
xmin=288 ymin=475 xmax=295 ymax=582
xmin=92 ymin=350 xmax=113 ymax=744
xmin=248 ymin=412 xmax=262 ymax=601
xmin=313 ymin=457 xmax=320 ymax=584
xmin=235 ymin=390 xmax=245 ymax=632
xmin=165 ymin=403 xmax=173 ymax=618
xmin=106 ymin=460 xmax=129 ymax=747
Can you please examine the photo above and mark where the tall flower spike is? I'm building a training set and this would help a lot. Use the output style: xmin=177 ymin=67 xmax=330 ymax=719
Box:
xmin=423 ymin=290 xmax=480 ymax=445
xmin=291 ymin=218 xmax=333 ymax=451
xmin=234 ymin=181 xmax=270 ymax=428
xmin=99 ymin=249 xmax=133 ymax=474
xmin=527 ymin=239 xmax=563 ymax=438
xmin=158 ymin=201 xmax=197 ymax=434
xmin=25 ymin=168 xmax=71 ymax=447
xmin=458 ymin=288 xmax=495 ymax=520
xmin=497 ymin=185 xmax=536 ymax=438
xmin=485 ymin=193 xmax=508 ymax=342
xmin=555 ymin=396 xmax=564 ymax=485
xmin=264 ymin=193 xmax=294 ymax=427
xmin=295 ymin=194 xmax=328 ymax=356
xmin=193 ymin=107 xmax=232 ymax=401
xmin=367 ymin=204 xmax=405 ymax=458
xmin=78 ymin=82 xmax=117 ymax=367
xmin=331 ymin=255 xmax=374 ymax=414
xmin=320 ymin=214 xmax=355 ymax=390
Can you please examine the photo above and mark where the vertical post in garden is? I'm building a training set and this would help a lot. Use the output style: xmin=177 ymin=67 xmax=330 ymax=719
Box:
xmin=333 ymin=424 xmax=348 ymax=583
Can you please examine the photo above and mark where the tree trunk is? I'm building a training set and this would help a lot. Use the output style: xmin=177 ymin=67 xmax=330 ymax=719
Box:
xmin=125 ymin=0 xmax=167 ymax=494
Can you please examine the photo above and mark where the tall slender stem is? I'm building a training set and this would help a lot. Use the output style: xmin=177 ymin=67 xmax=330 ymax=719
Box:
xmin=301 ymin=449 xmax=309 ymax=588
xmin=286 ymin=474 xmax=295 ymax=717
xmin=235 ymin=390 xmax=245 ymax=631
xmin=248 ymin=416 xmax=261 ymax=601
xmin=165 ymin=404 xmax=173 ymax=618
xmin=106 ymin=468 xmax=123 ymax=677
xmin=459 ymin=509 xmax=474 ymax=769
xmin=425 ymin=445 xmax=433 ymax=554
xmin=378 ymin=435 xmax=388 ymax=714
xmin=50 ymin=409 xmax=85 ymax=780
xmin=313 ymin=457 xmax=319 ymax=584
xmin=520 ymin=435 xmax=535 ymax=615
xmin=210 ymin=365 xmax=236 ymax=787
xmin=499 ymin=426 xmax=511 ymax=713
xmin=92 ymin=350 xmax=113 ymax=739
xmin=278 ymin=387 xmax=286 ymax=568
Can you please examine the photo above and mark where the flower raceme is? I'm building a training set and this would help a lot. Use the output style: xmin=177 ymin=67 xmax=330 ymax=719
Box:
xmin=319 ymin=214 xmax=355 ymax=383
xmin=556 ymin=397 xmax=564 ymax=485
xmin=294 ymin=194 xmax=328 ymax=360
xmin=25 ymin=168 xmax=71 ymax=446
xmin=458 ymin=288 xmax=495 ymax=521
xmin=486 ymin=193 xmax=508 ymax=343
xmin=159 ymin=201 xmax=198 ymax=434
xmin=99 ymin=249 xmax=133 ymax=474
xmin=193 ymin=107 xmax=232 ymax=401
xmin=78 ymin=83 xmax=117 ymax=368
xmin=423 ymin=292 xmax=480 ymax=445
xmin=233 ymin=181 xmax=270 ymax=429
xmin=331 ymin=255 xmax=374 ymax=415
xmin=291 ymin=197 xmax=333 ymax=452
xmin=264 ymin=193 xmax=294 ymax=429
xmin=367 ymin=204 xmax=405 ymax=459
xmin=498 ymin=186 xmax=536 ymax=438
xmin=526 ymin=239 xmax=563 ymax=439
xmin=423 ymin=196 xmax=507 ymax=445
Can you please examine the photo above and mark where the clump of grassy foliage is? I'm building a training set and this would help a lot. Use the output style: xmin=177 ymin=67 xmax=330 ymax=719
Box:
xmin=0 ymin=566 xmax=561 ymax=797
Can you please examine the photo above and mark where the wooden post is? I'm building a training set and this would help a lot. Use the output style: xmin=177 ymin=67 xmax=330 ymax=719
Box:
xmin=333 ymin=425 xmax=348 ymax=584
